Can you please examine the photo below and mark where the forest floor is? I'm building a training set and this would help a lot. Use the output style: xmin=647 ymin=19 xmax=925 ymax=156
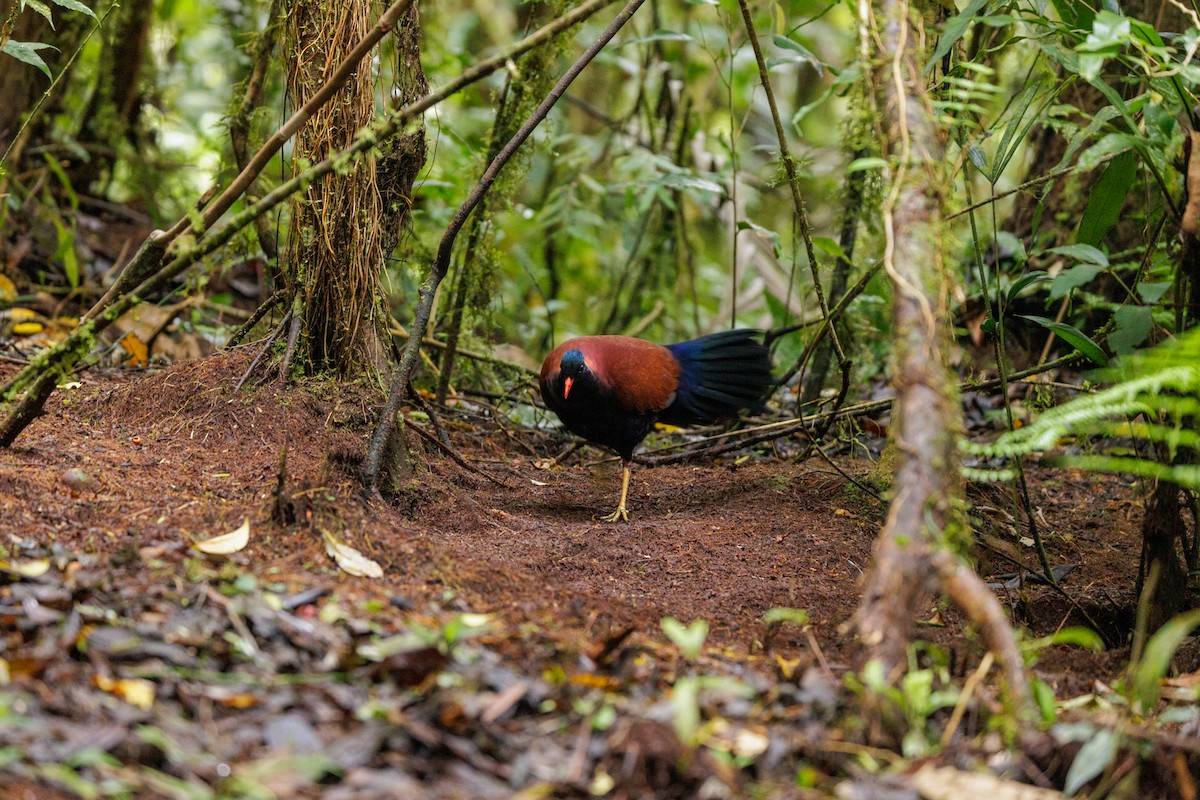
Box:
xmin=0 ymin=349 xmax=1197 ymax=799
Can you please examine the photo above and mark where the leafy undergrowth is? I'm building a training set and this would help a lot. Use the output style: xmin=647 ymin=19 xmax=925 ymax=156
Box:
xmin=0 ymin=353 xmax=1197 ymax=799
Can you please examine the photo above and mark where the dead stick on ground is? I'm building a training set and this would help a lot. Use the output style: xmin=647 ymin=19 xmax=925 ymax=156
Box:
xmin=362 ymin=0 xmax=649 ymax=492
xmin=403 ymin=418 xmax=511 ymax=488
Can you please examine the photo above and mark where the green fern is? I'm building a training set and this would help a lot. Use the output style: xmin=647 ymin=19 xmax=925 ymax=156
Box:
xmin=963 ymin=329 xmax=1200 ymax=486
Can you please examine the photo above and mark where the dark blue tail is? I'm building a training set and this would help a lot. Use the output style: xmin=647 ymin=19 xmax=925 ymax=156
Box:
xmin=661 ymin=329 xmax=772 ymax=425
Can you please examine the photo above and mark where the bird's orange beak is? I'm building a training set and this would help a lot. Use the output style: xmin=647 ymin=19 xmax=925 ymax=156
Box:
xmin=563 ymin=376 xmax=574 ymax=399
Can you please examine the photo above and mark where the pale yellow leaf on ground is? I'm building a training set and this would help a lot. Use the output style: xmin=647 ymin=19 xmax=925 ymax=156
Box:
xmin=0 ymin=559 xmax=51 ymax=578
xmin=93 ymin=675 xmax=155 ymax=709
xmin=0 ymin=274 xmax=16 ymax=302
xmin=323 ymin=531 xmax=383 ymax=578
xmin=911 ymin=765 xmax=1065 ymax=800
xmin=194 ymin=519 xmax=251 ymax=555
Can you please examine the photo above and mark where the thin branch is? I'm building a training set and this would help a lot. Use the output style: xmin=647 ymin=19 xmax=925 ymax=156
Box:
xmin=404 ymin=417 xmax=511 ymax=487
xmin=362 ymin=0 xmax=648 ymax=492
xmin=734 ymin=0 xmax=848 ymax=376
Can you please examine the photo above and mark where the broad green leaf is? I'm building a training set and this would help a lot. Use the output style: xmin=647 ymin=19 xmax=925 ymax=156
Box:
xmin=1064 ymin=727 xmax=1118 ymax=795
xmin=1131 ymin=610 xmax=1200 ymax=713
xmin=1047 ymin=243 xmax=1108 ymax=266
xmin=1019 ymin=315 xmax=1109 ymax=365
xmin=812 ymin=236 xmax=848 ymax=263
xmin=1077 ymin=151 xmax=1136 ymax=247
xmin=925 ymin=0 xmax=990 ymax=72
xmin=1077 ymin=132 xmax=1138 ymax=171
xmin=1 ymin=40 xmax=56 ymax=79
xmin=1108 ymin=305 xmax=1154 ymax=355
xmin=25 ymin=0 xmax=53 ymax=25
xmin=1137 ymin=281 xmax=1171 ymax=303
xmin=1048 ymin=263 xmax=1106 ymax=299
xmin=50 ymin=0 xmax=97 ymax=17
xmin=1049 ymin=0 xmax=1096 ymax=30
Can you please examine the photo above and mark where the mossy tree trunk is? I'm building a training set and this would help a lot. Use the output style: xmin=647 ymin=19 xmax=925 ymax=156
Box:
xmin=855 ymin=0 xmax=961 ymax=668
xmin=285 ymin=0 xmax=426 ymax=378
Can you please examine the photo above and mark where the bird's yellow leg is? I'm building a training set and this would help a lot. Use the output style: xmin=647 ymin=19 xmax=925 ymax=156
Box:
xmin=601 ymin=463 xmax=631 ymax=522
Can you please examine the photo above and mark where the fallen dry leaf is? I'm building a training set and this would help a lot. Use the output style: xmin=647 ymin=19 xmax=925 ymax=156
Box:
xmin=194 ymin=519 xmax=251 ymax=555
xmin=911 ymin=764 xmax=1066 ymax=800
xmin=323 ymin=531 xmax=383 ymax=578
xmin=93 ymin=674 xmax=155 ymax=710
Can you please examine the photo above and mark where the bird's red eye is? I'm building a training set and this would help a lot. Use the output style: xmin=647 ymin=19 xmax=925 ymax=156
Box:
xmin=563 ymin=376 xmax=574 ymax=399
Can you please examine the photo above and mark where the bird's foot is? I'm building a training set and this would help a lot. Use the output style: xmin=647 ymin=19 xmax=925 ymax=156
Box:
xmin=600 ymin=505 xmax=629 ymax=523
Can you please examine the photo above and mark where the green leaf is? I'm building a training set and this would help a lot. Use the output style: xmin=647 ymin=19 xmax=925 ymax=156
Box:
xmin=1006 ymin=270 xmax=1050 ymax=303
xmin=772 ymin=34 xmax=823 ymax=75
xmin=1 ymin=40 xmax=56 ymax=79
xmin=1108 ymin=305 xmax=1153 ymax=355
xmin=1131 ymin=609 xmax=1200 ymax=713
xmin=812 ymin=236 xmax=848 ymax=263
xmin=1137 ymin=281 xmax=1171 ymax=303
xmin=1077 ymin=150 xmax=1136 ymax=247
xmin=763 ymin=607 xmax=810 ymax=626
xmin=991 ymin=80 xmax=1047 ymax=182
xmin=967 ymin=143 xmax=988 ymax=172
xmin=1047 ymin=243 xmax=1108 ymax=266
xmin=925 ymin=0 xmax=990 ymax=72
xmin=1049 ymin=0 xmax=1096 ymax=29
xmin=52 ymin=217 xmax=79 ymax=289
xmin=25 ymin=0 xmax=53 ymax=25
xmin=1032 ymin=679 xmax=1058 ymax=725
xmin=1026 ymin=626 xmax=1106 ymax=652
xmin=846 ymin=157 xmax=887 ymax=173
xmin=661 ymin=617 xmax=708 ymax=660
xmin=1064 ymin=726 xmax=1118 ymax=795
xmin=1019 ymin=315 xmax=1109 ymax=365
xmin=1048 ymin=263 xmax=1106 ymax=299
xmin=50 ymin=0 xmax=97 ymax=18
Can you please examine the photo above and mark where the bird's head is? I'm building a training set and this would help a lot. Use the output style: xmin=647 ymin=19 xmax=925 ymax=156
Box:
xmin=558 ymin=349 xmax=587 ymax=399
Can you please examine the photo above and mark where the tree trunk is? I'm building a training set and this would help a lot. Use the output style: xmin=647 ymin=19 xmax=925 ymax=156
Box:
xmin=854 ymin=0 xmax=960 ymax=669
xmin=285 ymin=0 xmax=426 ymax=378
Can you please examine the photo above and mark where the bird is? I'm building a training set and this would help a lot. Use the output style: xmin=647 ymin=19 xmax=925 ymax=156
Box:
xmin=539 ymin=329 xmax=772 ymax=522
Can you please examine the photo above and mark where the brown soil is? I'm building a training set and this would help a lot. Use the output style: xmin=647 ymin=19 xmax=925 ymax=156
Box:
xmin=1 ymin=351 xmax=1196 ymax=797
